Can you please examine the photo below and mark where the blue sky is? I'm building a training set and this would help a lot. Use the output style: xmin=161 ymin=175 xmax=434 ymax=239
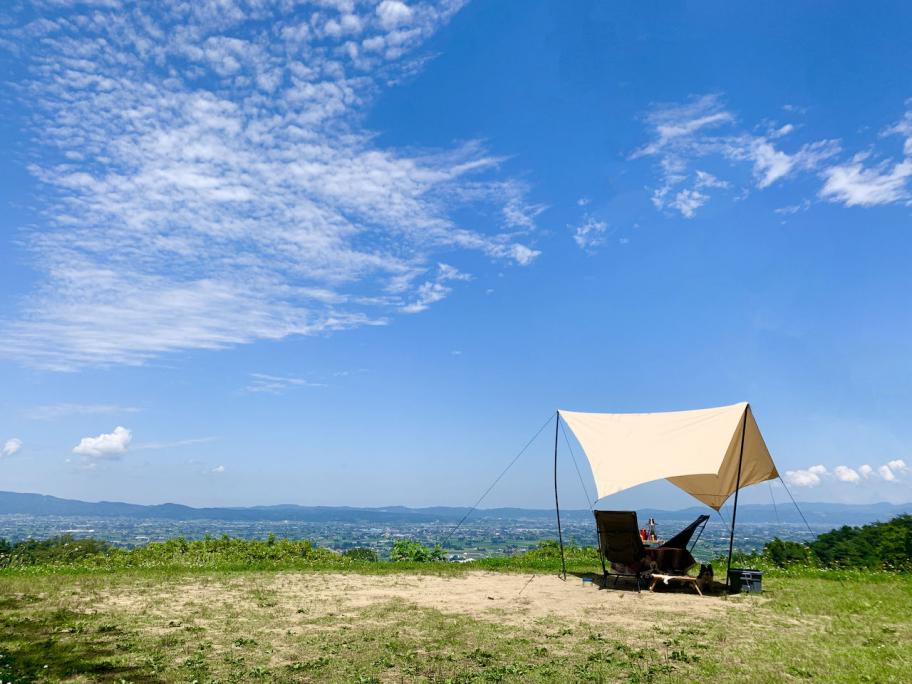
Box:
xmin=1 ymin=1 xmax=911 ymax=510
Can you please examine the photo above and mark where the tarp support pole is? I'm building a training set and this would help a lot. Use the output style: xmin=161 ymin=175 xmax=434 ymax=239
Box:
xmin=725 ymin=407 xmax=749 ymax=588
xmin=553 ymin=411 xmax=567 ymax=580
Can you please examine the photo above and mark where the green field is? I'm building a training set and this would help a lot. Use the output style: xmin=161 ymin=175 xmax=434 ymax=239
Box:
xmin=1 ymin=558 xmax=910 ymax=683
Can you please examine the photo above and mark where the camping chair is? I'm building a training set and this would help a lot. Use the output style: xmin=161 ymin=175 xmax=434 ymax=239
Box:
xmin=648 ymin=514 xmax=710 ymax=576
xmin=661 ymin=514 xmax=709 ymax=552
xmin=594 ymin=510 xmax=651 ymax=591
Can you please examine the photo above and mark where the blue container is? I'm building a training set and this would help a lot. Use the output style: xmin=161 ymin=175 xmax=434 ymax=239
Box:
xmin=728 ymin=568 xmax=762 ymax=593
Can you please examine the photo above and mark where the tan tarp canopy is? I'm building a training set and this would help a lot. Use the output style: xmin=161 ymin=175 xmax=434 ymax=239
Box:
xmin=559 ymin=402 xmax=777 ymax=510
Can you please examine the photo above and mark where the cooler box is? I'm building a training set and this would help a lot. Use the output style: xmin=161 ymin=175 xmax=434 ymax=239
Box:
xmin=727 ymin=568 xmax=762 ymax=593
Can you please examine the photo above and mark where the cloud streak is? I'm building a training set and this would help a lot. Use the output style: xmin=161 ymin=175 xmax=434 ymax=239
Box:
xmin=0 ymin=0 xmax=541 ymax=370
xmin=633 ymin=93 xmax=912 ymax=217
xmin=25 ymin=403 xmax=141 ymax=420
xmin=245 ymin=373 xmax=327 ymax=394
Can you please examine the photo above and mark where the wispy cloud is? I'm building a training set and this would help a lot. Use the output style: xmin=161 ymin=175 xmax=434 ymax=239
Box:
xmin=25 ymin=403 xmax=141 ymax=420
xmin=635 ymin=93 xmax=840 ymax=217
xmin=0 ymin=0 xmax=540 ymax=370
xmin=401 ymin=262 xmax=472 ymax=313
xmin=637 ymin=94 xmax=912 ymax=216
xmin=571 ymin=216 xmax=610 ymax=251
xmin=819 ymin=155 xmax=912 ymax=207
xmin=245 ymin=373 xmax=327 ymax=394
xmin=133 ymin=436 xmax=218 ymax=450
xmin=2 ymin=438 xmax=23 ymax=458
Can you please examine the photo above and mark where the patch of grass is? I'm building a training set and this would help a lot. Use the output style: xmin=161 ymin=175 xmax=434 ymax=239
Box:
xmin=0 ymin=567 xmax=909 ymax=682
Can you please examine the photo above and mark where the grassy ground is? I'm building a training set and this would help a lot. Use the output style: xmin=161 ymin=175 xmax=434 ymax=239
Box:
xmin=1 ymin=563 xmax=910 ymax=683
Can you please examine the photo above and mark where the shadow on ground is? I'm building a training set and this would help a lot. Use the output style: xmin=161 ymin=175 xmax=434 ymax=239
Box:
xmin=1 ymin=594 xmax=160 ymax=683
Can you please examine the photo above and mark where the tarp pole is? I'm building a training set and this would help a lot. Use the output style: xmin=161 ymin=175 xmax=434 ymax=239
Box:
xmin=726 ymin=406 xmax=749 ymax=588
xmin=553 ymin=411 xmax=567 ymax=580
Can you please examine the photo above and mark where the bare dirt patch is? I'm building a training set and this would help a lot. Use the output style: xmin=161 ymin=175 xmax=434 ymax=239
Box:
xmin=90 ymin=570 xmax=739 ymax=636
xmin=264 ymin=571 xmax=736 ymax=631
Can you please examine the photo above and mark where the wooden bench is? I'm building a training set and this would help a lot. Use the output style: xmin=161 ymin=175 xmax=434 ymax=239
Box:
xmin=648 ymin=573 xmax=703 ymax=596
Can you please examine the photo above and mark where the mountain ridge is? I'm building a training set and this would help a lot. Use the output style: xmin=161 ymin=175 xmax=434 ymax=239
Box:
xmin=1 ymin=490 xmax=909 ymax=526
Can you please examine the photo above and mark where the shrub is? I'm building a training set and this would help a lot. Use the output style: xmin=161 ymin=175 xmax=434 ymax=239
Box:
xmin=809 ymin=514 xmax=911 ymax=571
xmin=389 ymin=540 xmax=445 ymax=562
xmin=343 ymin=547 xmax=379 ymax=562
xmin=763 ymin=538 xmax=815 ymax=567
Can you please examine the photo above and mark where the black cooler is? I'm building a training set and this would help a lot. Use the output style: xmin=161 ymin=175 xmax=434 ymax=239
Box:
xmin=727 ymin=568 xmax=763 ymax=593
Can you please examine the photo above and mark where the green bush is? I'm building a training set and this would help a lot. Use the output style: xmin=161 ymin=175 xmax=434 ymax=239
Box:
xmin=809 ymin=514 xmax=911 ymax=571
xmin=523 ymin=540 xmax=599 ymax=561
xmin=389 ymin=540 xmax=445 ymax=562
xmin=763 ymin=538 xmax=816 ymax=567
xmin=0 ymin=534 xmax=111 ymax=568
xmin=343 ymin=547 xmax=379 ymax=562
xmin=758 ymin=515 xmax=912 ymax=572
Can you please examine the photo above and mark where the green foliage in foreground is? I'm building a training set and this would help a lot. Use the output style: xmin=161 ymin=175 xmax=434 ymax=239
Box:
xmin=760 ymin=514 xmax=912 ymax=571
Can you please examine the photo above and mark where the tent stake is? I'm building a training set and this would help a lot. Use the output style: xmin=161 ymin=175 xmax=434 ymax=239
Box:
xmin=726 ymin=406 xmax=749 ymax=588
xmin=553 ymin=411 xmax=567 ymax=580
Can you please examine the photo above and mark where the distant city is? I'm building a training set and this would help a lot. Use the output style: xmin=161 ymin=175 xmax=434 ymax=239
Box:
xmin=4 ymin=491 xmax=907 ymax=561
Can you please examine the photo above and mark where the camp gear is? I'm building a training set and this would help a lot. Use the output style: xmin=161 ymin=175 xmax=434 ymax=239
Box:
xmin=555 ymin=403 xmax=780 ymax=588
xmin=662 ymin=514 xmax=710 ymax=551
xmin=594 ymin=510 xmax=651 ymax=591
xmin=727 ymin=568 xmax=763 ymax=593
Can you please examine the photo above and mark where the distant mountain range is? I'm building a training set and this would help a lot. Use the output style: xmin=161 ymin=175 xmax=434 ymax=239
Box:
xmin=1 ymin=491 xmax=909 ymax=527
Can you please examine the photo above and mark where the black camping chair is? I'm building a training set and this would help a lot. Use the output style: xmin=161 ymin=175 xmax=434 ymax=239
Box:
xmin=648 ymin=514 xmax=710 ymax=576
xmin=594 ymin=510 xmax=650 ymax=591
xmin=661 ymin=514 xmax=710 ymax=552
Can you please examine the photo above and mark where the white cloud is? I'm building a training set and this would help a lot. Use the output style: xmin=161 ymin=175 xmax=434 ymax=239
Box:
xmin=134 ymin=437 xmax=218 ymax=450
xmin=2 ymin=438 xmax=23 ymax=458
xmin=245 ymin=373 xmax=328 ymax=394
xmin=746 ymin=138 xmax=840 ymax=189
xmin=887 ymin=459 xmax=908 ymax=472
xmin=633 ymin=94 xmax=734 ymax=159
xmin=833 ymin=465 xmax=860 ymax=483
xmin=787 ymin=460 xmax=909 ymax=488
xmin=817 ymin=101 xmax=912 ymax=208
xmin=878 ymin=464 xmax=896 ymax=482
xmin=402 ymin=263 xmax=472 ymax=313
xmin=506 ymin=244 xmax=540 ymax=266
xmin=884 ymin=101 xmax=912 ymax=156
xmin=668 ymin=189 xmax=709 ymax=218
xmin=635 ymin=94 xmax=840 ymax=217
xmin=0 ymin=1 xmax=540 ymax=371
xmin=72 ymin=426 xmax=132 ymax=459
xmin=572 ymin=216 xmax=609 ymax=250
xmin=210 ymin=464 xmax=225 ymax=475
xmin=377 ymin=1 xmax=414 ymax=30
xmin=774 ymin=200 xmax=811 ymax=216
xmin=25 ymin=403 xmax=141 ymax=420
xmin=694 ymin=170 xmax=729 ymax=189
xmin=820 ymin=156 xmax=912 ymax=207
xmin=785 ymin=464 xmax=827 ymax=487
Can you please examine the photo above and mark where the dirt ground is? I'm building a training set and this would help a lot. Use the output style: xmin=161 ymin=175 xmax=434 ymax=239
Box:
xmin=96 ymin=570 xmax=741 ymax=635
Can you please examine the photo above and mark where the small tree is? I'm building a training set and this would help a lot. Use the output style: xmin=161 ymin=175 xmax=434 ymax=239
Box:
xmin=343 ymin=547 xmax=379 ymax=562
xmin=763 ymin=538 xmax=814 ymax=567
xmin=389 ymin=540 xmax=445 ymax=562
